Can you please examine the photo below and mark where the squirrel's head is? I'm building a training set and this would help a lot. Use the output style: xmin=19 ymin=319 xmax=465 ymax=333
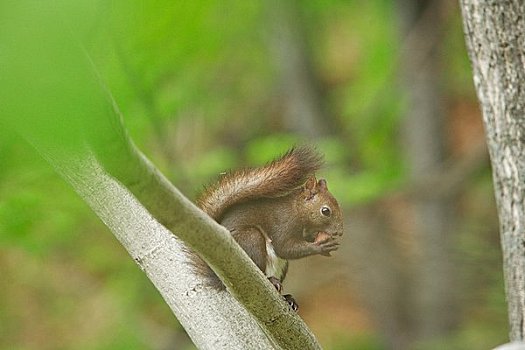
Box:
xmin=299 ymin=176 xmax=344 ymax=241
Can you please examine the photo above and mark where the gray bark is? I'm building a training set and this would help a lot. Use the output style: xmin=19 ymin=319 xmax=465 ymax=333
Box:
xmin=494 ymin=343 xmax=525 ymax=350
xmin=459 ymin=0 xmax=525 ymax=342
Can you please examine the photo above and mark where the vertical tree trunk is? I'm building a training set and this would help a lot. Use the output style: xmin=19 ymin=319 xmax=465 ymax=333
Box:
xmin=265 ymin=0 xmax=329 ymax=137
xmin=348 ymin=206 xmax=413 ymax=349
xmin=397 ymin=0 xmax=458 ymax=343
xmin=459 ymin=0 xmax=525 ymax=342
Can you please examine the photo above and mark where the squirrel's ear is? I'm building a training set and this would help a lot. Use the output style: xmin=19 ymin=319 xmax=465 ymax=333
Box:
xmin=318 ymin=178 xmax=328 ymax=192
xmin=304 ymin=176 xmax=318 ymax=199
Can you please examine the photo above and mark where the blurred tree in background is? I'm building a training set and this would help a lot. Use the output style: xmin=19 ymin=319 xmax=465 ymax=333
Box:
xmin=0 ymin=0 xmax=507 ymax=349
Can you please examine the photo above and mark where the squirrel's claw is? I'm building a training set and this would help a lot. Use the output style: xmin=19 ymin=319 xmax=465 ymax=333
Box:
xmin=283 ymin=294 xmax=299 ymax=312
xmin=268 ymin=276 xmax=283 ymax=293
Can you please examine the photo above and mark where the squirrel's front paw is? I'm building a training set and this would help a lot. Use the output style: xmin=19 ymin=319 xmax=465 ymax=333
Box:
xmin=314 ymin=232 xmax=340 ymax=256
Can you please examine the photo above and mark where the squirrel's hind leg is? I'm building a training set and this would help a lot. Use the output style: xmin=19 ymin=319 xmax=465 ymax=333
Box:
xmin=230 ymin=226 xmax=268 ymax=273
xmin=268 ymin=277 xmax=299 ymax=312
xmin=230 ymin=226 xmax=299 ymax=311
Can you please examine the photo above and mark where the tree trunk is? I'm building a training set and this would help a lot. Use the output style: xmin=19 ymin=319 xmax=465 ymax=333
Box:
xmin=265 ymin=0 xmax=329 ymax=137
xmin=397 ymin=0 xmax=458 ymax=343
xmin=459 ymin=0 xmax=525 ymax=342
xmin=347 ymin=205 xmax=413 ymax=349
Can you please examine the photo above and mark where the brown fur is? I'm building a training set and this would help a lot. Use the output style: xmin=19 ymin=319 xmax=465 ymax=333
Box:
xmin=197 ymin=146 xmax=324 ymax=221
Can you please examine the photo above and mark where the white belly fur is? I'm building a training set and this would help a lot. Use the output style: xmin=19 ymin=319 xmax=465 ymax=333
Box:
xmin=265 ymin=240 xmax=288 ymax=279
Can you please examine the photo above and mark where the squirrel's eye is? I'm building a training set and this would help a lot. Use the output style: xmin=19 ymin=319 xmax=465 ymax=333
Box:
xmin=320 ymin=206 xmax=331 ymax=217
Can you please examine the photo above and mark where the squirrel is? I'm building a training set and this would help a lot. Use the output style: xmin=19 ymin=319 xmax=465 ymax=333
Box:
xmin=191 ymin=145 xmax=344 ymax=310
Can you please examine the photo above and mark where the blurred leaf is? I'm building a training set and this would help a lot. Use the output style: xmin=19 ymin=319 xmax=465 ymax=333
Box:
xmin=192 ymin=147 xmax=238 ymax=184
xmin=0 ymin=192 xmax=41 ymax=241
xmin=331 ymin=169 xmax=402 ymax=206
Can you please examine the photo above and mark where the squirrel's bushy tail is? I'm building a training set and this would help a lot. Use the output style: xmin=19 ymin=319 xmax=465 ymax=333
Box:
xmin=197 ymin=146 xmax=323 ymax=221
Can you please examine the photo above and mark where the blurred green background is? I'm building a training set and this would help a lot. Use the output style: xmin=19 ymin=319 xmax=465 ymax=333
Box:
xmin=0 ymin=0 xmax=507 ymax=349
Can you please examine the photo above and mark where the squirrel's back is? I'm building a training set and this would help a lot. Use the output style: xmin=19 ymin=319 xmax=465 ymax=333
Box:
xmin=197 ymin=146 xmax=323 ymax=221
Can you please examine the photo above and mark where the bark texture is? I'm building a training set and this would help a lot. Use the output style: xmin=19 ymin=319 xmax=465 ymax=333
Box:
xmin=494 ymin=343 xmax=525 ymax=350
xmin=459 ymin=0 xmax=525 ymax=341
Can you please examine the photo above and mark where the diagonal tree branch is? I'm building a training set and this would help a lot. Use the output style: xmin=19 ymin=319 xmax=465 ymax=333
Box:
xmin=86 ymin=82 xmax=321 ymax=349
xmin=0 ymin=1 xmax=321 ymax=349
xmin=36 ymin=146 xmax=276 ymax=350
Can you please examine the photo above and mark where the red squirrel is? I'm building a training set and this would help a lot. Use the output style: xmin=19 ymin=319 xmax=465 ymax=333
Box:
xmin=192 ymin=146 xmax=343 ymax=310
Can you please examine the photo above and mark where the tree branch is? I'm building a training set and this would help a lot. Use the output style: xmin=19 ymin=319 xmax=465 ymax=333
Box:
xmin=36 ymin=147 xmax=276 ymax=349
xmin=87 ymin=88 xmax=321 ymax=348
xmin=0 ymin=1 xmax=321 ymax=348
